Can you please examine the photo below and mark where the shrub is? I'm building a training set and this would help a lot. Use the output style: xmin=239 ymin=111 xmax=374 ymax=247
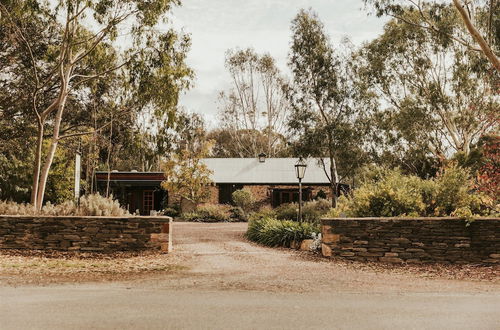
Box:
xmin=327 ymin=166 xmax=492 ymax=218
xmin=162 ymin=205 xmax=180 ymax=217
xmin=427 ymin=166 xmax=483 ymax=216
xmin=273 ymin=199 xmax=331 ymax=222
xmin=314 ymin=189 xmax=327 ymax=200
xmin=343 ymin=170 xmax=425 ymax=217
xmin=274 ymin=203 xmax=298 ymax=221
xmin=301 ymin=198 xmax=331 ymax=222
xmin=181 ymin=203 xmax=232 ymax=222
xmin=229 ymin=206 xmax=248 ymax=222
xmin=246 ymin=217 xmax=319 ymax=247
xmin=232 ymin=189 xmax=255 ymax=211
xmin=249 ymin=205 xmax=276 ymax=221
xmin=0 ymin=194 xmax=129 ymax=216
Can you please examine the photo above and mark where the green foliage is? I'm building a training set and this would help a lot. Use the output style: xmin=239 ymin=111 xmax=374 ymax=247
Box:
xmin=0 ymin=194 xmax=128 ymax=216
xmin=229 ymin=206 xmax=248 ymax=222
xmin=345 ymin=170 xmax=425 ymax=217
xmin=328 ymin=166 xmax=491 ymax=217
xmin=246 ymin=217 xmax=319 ymax=247
xmin=273 ymin=199 xmax=331 ymax=222
xmin=181 ymin=203 xmax=232 ymax=222
xmin=358 ymin=3 xmax=499 ymax=163
xmin=302 ymin=198 xmax=331 ymax=222
xmin=425 ymin=166 xmax=483 ymax=216
xmin=287 ymin=9 xmax=369 ymax=186
xmin=162 ymin=140 xmax=214 ymax=204
xmin=0 ymin=0 xmax=193 ymax=207
xmin=0 ymin=142 xmax=75 ymax=204
xmin=274 ymin=203 xmax=298 ymax=221
xmin=161 ymin=205 xmax=180 ymax=217
xmin=231 ymin=189 xmax=255 ymax=211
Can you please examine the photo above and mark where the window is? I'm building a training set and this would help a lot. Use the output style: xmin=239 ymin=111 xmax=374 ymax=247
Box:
xmin=272 ymin=188 xmax=312 ymax=207
xmin=143 ymin=190 xmax=154 ymax=215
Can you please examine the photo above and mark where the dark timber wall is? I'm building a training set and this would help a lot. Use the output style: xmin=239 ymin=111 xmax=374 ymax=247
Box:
xmin=0 ymin=215 xmax=172 ymax=252
xmin=321 ymin=217 xmax=499 ymax=264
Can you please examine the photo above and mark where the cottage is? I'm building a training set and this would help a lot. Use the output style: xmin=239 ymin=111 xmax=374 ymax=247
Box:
xmin=96 ymin=157 xmax=346 ymax=215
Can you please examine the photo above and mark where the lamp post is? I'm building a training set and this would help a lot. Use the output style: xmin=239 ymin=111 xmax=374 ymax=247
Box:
xmin=295 ymin=157 xmax=307 ymax=222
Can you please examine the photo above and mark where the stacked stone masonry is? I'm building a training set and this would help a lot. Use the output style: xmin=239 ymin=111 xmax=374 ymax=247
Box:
xmin=321 ymin=217 xmax=499 ymax=264
xmin=0 ymin=215 xmax=172 ymax=252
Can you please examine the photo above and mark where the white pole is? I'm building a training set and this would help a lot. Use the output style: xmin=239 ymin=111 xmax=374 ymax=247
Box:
xmin=74 ymin=151 xmax=81 ymax=203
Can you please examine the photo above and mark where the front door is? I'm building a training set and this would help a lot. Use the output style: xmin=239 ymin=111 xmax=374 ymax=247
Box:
xmin=143 ymin=190 xmax=154 ymax=215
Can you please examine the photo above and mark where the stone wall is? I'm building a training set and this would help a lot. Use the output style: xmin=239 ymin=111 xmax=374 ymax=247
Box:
xmin=321 ymin=217 xmax=499 ymax=264
xmin=0 ymin=215 xmax=172 ymax=252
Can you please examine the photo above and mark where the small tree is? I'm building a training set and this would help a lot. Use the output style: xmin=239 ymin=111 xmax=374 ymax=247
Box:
xmin=161 ymin=141 xmax=214 ymax=206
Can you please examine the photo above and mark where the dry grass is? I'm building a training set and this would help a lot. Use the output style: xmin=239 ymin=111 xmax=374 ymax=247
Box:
xmin=0 ymin=250 xmax=187 ymax=285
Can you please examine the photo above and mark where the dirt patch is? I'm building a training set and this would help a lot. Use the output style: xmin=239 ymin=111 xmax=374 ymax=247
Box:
xmin=0 ymin=250 xmax=187 ymax=286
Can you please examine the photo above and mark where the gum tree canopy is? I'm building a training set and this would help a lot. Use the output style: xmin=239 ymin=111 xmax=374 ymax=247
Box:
xmin=364 ymin=0 xmax=500 ymax=72
xmin=0 ymin=0 xmax=193 ymax=210
xmin=357 ymin=4 xmax=499 ymax=160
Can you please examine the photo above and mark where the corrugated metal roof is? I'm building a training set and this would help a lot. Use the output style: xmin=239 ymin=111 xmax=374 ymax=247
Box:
xmin=201 ymin=158 xmax=330 ymax=184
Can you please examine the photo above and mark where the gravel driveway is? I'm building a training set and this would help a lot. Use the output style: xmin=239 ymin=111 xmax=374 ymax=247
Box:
xmin=1 ymin=222 xmax=499 ymax=329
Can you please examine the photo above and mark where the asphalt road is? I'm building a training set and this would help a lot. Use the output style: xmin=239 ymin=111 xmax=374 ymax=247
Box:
xmin=1 ymin=222 xmax=499 ymax=329
xmin=1 ymin=285 xmax=499 ymax=329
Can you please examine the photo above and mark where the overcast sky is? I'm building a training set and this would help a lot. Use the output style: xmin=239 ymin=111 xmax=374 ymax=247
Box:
xmin=171 ymin=0 xmax=388 ymax=126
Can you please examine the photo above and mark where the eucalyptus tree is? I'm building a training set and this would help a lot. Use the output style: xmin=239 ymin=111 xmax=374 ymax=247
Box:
xmin=219 ymin=48 xmax=290 ymax=157
xmin=0 ymin=0 xmax=193 ymax=209
xmin=357 ymin=6 xmax=499 ymax=163
xmin=364 ymin=0 xmax=500 ymax=72
xmin=287 ymin=9 xmax=368 ymax=207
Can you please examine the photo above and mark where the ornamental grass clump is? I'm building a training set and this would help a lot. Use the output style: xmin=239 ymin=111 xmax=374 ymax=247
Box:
xmin=0 ymin=194 xmax=128 ymax=216
xmin=246 ymin=217 xmax=319 ymax=247
xmin=78 ymin=194 xmax=128 ymax=216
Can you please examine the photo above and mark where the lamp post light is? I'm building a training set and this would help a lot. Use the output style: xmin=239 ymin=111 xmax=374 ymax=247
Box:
xmin=258 ymin=152 xmax=267 ymax=163
xmin=295 ymin=157 xmax=307 ymax=222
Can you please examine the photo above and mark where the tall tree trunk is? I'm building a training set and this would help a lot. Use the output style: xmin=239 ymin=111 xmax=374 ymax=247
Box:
xmin=329 ymin=153 xmax=339 ymax=208
xmin=34 ymin=59 xmax=72 ymax=210
xmin=35 ymin=97 xmax=67 ymax=209
xmin=105 ymin=117 xmax=113 ymax=197
xmin=327 ymin=131 xmax=339 ymax=208
xmin=31 ymin=120 xmax=44 ymax=209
